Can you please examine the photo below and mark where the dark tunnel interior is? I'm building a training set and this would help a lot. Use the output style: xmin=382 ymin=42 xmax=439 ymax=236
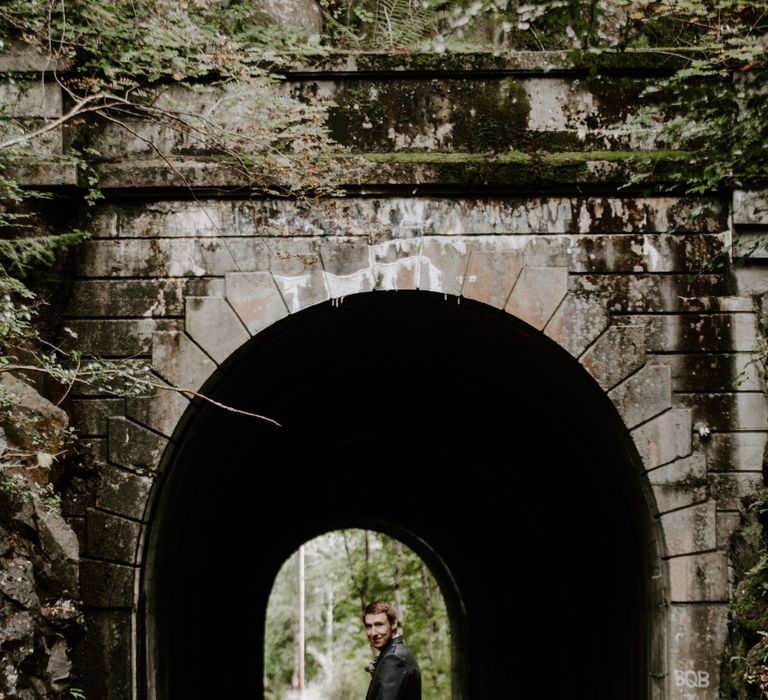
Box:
xmin=144 ymin=290 xmax=655 ymax=699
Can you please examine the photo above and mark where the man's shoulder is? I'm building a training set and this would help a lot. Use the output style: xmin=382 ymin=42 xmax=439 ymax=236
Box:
xmin=390 ymin=638 xmax=419 ymax=669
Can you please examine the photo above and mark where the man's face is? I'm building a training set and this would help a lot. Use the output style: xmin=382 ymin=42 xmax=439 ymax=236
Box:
xmin=364 ymin=612 xmax=397 ymax=650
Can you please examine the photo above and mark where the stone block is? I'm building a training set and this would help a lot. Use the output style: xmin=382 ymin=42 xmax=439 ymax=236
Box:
xmin=609 ymin=364 xmax=672 ymax=429
xmin=0 ymin=41 xmax=62 ymax=71
xmin=77 ymin=238 xmax=270 ymax=277
xmin=79 ymin=610 xmax=133 ymax=700
xmin=519 ymin=236 xmax=570 ymax=268
xmin=0 ymin=120 xmax=62 ymax=156
xmin=185 ymin=296 xmax=250 ymax=365
xmin=126 ymin=385 xmax=189 ymax=439
xmin=86 ymin=509 xmax=141 ymax=564
xmin=108 ymin=417 xmax=168 ymax=475
xmin=634 ymin=313 xmax=761 ymax=353
xmin=734 ymin=230 xmax=768 ymax=259
xmin=419 ymin=238 xmax=470 ymax=297
xmin=226 ymin=272 xmax=289 ymax=334
xmin=0 ymin=80 xmax=61 ymax=118
xmin=544 ymin=292 xmax=609 ymax=358
xmin=504 ymin=267 xmax=568 ymax=330
xmin=264 ymin=239 xmax=330 ymax=311
xmin=569 ymin=234 xmax=724 ymax=274
xmin=71 ymin=398 xmax=125 ymax=437
xmin=63 ymin=319 xmax=181 ymax=357
xmin=676 ymin=392 xmax=768 ymax=432
xmin=79 ymin=437 xmax=108 ymax=464
xmin=660 ymin=501 xmax=716 ymax=557
xmin=34 ymin=500 xmax=80 ymax=595
xmin=527 ymin=77 xmax=596 ymax=132
xmin=266 ymin=239 xmax=323 ymax=276
xmin=668 ymin=604 xmax=729 ymax=700
xmin=114 ymin=199 xmax=238 ymax=238
xmin=319 ymin=239 xmax=374 ymax=298
xmin=716 ymin=511 xmax=744 ymax=550
xmin=61 ymin=474 xmax=97 ymax=518
xmin=152 ymin=330 xmax=217 ymax=392
xmin=68 ymin=278 xmax=223 ymax=317
xmin=580 ymin=324 xmax=646 ymax=391
xmin=461 ymin=245 xmax=522 ymax=308
xmin=80 ymin=559 xmax=135 ymax=608
xmin=733 ymin=189 xmax=768 ymax=225
xmin=371 ymin=238 xmax=422 ymax=292
xmin=708 ymin=472 xmax=764 ymax=510
xmin=236 ymin=199 xmax=340 ymax=237
xmin=96 ymin=468 xmax=153 ymax=521
xmin=668 ymin=551 xmax=729 ymax=602
xmin=651 ymin=353 xmax=763 ymax=392
xmin=568 ymin=234 xmax=645 ymax=273
xmin=631 ymin=408 xmax=692 ymax=470
xmin=705 ymin=432 xmax=767 ymax=472
xmin=647 ymin=453 xmax=708 ymax=514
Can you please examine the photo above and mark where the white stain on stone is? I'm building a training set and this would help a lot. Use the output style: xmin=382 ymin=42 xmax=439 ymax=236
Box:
xmin=168 ymin=256 xmax=206 ymax=277
xmin=526 ymin=78 xmax=597 ymax=131
xmin=273 ymin=274 xmax=315 ymax=313
xmin=578 ymin=204 xmax=592 ymax=233
xmin=643 ymin=237 xmax=662 ymax=271
xmin=144 ymin=286 xmax=168 ymax=317
xmin=389 ymin=122 xmax=454 ymax=150
xmin=325 ymin=269 xmax=374 ymax=298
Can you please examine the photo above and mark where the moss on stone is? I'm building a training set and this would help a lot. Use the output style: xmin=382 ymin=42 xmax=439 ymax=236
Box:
xmin=327 ymin=76 xmax=531 ymax=153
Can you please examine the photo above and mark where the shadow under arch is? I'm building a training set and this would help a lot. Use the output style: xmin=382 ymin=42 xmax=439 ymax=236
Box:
xmin=142 ymin=290 xmax=659 ymax=699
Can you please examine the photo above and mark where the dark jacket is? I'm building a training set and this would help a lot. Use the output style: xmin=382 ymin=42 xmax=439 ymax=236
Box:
xmin=366 ymin=636 xmax=421 ymax=700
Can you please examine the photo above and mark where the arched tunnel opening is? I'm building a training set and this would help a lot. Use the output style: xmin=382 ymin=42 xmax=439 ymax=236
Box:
xmin=142 ymin=290 xmax=656 ymax=699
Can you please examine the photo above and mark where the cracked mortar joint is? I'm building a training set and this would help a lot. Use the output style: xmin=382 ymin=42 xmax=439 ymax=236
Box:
xmin=695 ymin=422 xmax=712 ymax=440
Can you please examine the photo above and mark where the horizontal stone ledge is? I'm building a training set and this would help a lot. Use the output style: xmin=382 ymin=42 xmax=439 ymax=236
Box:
xmin=75 ymin=234 xmax=724 ymax=279
xmin=0 ymin=46 xmax=701 ymax=78
xmin=88 ymin=151 xmax=691 ymax=190
xmin=6 ymin=161 xmax=78 ymax=186
xmin=88 ymin=196 xmax=728 ymax=238
xmin=285 ymin=48 xmax=700 ymax=76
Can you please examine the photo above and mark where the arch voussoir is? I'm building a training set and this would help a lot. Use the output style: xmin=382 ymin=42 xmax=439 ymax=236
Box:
xmin=580 ymin=324 xmax=647 ymax=391
xmin=504 ymin=266 xmax=568 ymax=330
xmin=185 ymin=296 xmax=249 ymax=364
xmin=225 ymin=271 xmax=289 ymax=335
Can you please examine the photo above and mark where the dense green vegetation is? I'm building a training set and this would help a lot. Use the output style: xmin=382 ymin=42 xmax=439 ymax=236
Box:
xmin=264 ymin=530 xmax=450 ymax=700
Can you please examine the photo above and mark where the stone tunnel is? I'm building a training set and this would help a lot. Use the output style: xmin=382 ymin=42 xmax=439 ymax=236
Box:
xmin=3 ymin=46 xmax=768 ymax=699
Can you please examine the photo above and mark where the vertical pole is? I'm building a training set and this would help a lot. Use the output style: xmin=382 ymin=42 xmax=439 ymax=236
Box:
xmin=298 ymin=544 xmax=305 ymax=695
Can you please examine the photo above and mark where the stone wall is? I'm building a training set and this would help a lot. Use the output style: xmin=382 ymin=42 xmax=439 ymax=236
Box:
xmin=2 ymin=45 xmax=768 ymax=699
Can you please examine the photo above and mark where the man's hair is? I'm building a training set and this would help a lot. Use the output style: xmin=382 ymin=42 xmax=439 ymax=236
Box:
xmin=363 ymin=600 xmax=398 ymax=625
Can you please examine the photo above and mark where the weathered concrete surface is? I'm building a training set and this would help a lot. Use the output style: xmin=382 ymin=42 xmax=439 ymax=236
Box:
xmin=1 ymin=47 xmax=765 ymax=700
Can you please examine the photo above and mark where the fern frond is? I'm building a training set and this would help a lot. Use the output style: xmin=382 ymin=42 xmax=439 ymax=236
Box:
xmin=370 ymin=0 xmax=450 ymax=48
xmin=0 ymin=230 xmax=90 ymax=277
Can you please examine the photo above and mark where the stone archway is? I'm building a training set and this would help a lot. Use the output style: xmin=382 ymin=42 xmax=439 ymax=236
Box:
xmin=139 ymin=286 xmax=658 ymax=699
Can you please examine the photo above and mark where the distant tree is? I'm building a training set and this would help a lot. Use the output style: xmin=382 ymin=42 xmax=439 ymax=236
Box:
xmin=265 ymin=529 xmax=450 ymax=700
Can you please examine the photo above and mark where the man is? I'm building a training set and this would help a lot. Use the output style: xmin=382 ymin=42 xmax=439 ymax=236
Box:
xmin=363 ymin=600 xmax=421 ymax=700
